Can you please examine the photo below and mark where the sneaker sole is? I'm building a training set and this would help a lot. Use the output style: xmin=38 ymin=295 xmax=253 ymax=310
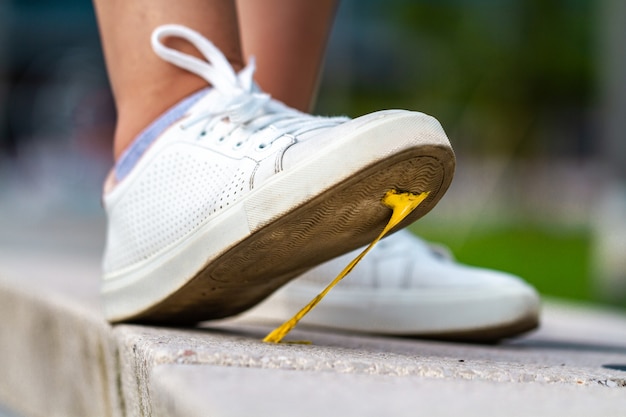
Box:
xmin=103 ymin=111 xmax=455 ymax=323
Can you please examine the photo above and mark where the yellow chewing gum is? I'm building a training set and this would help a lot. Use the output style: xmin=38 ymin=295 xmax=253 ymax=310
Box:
xmin=263 ymin=189 xmax=430 ymax=344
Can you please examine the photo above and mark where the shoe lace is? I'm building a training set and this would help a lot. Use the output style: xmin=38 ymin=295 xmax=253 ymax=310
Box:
xmin=152 ymin=25 xmax=347 ymax=150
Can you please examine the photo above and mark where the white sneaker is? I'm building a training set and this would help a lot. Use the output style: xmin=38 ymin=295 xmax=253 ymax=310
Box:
xmin=239 ymin=230 xmax=540 ymax=341
xmin=101 ymin=25 xmax=455 ymax=323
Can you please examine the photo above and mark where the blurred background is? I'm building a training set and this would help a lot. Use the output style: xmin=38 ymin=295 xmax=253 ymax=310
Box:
xmin=0 ymin=0 xmax=624 ymax=309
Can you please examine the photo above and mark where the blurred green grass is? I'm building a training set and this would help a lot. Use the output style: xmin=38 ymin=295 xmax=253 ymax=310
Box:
xmin=409 ymin=221 xmax=593 ymax=303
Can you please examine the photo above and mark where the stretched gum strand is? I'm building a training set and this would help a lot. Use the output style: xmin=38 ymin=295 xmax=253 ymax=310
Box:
xmin=263 ymin=190 xmax=431 ymax=344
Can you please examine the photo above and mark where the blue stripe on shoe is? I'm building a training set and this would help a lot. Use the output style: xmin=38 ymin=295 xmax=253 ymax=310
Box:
xmin=115 ymin=88 xmax=210 ymax=182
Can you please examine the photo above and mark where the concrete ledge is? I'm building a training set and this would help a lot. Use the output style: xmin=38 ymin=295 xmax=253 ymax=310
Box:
xmin=150 ymin=365 xmax=626 ymax=417
xmin=1 ymin=247 xmax=626 ymax=417
xmin=0 ymin=250 xmax=121 ymax=417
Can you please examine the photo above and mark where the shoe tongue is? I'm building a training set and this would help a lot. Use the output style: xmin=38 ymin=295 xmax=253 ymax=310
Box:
xmin=379 ymin=230 xmax=454 ymax=266
xmin=382 ymin=230 xmax=429 ymax=252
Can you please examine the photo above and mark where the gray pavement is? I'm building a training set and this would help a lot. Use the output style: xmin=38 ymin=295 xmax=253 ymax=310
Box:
xmin=0 ymin=218 xmax=625 ymax=416
xmin=0 ymin=404 xmax=20 ymax=417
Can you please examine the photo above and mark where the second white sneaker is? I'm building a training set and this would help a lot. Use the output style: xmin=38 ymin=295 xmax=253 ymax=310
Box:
xmin=240 ymin=230 xmax=540 ymax=341
xmin=101 ymin=25 xmax=455 ymax=323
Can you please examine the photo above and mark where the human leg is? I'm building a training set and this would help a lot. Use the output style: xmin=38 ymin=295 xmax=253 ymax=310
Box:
xmin=92 ymin=0 xmax=244 ymax=160
xmin=237 ymin=0 xmax=337 ymax=112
